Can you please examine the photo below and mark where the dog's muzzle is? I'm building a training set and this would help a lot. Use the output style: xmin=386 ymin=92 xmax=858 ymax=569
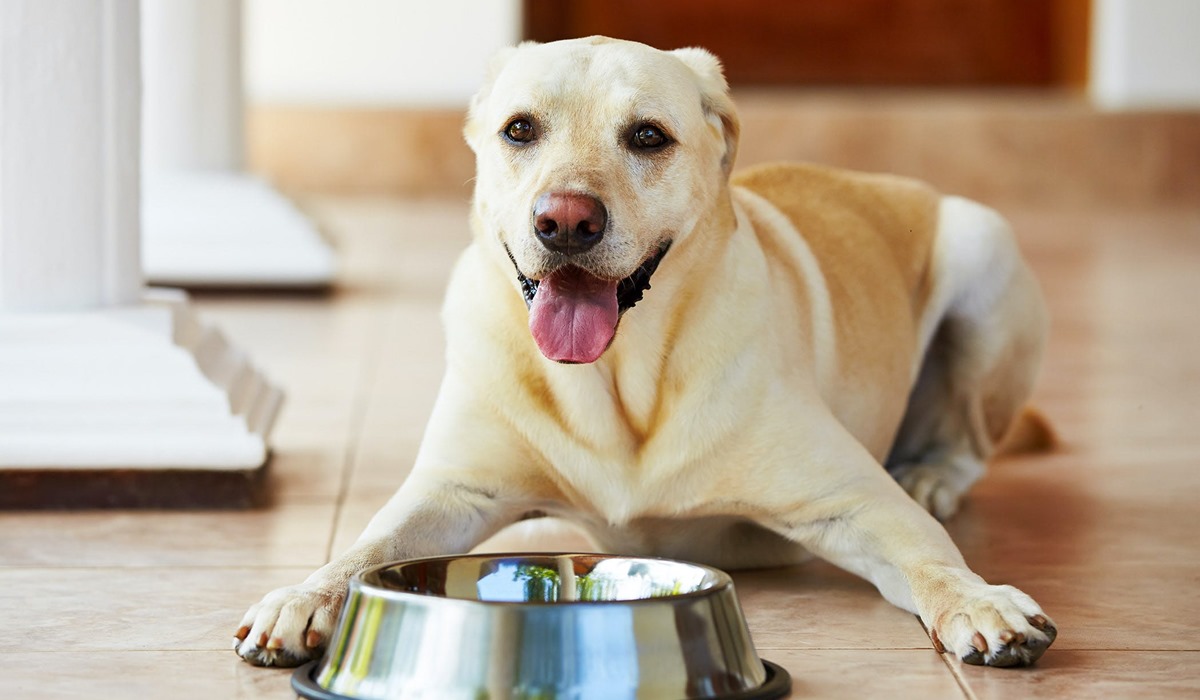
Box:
xmin=506 ymin=241 xmax=672 ymax=314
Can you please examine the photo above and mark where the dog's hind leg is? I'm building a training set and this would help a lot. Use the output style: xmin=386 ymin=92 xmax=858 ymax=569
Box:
xmin=886 ymin=197 xmax=1049 ymax=520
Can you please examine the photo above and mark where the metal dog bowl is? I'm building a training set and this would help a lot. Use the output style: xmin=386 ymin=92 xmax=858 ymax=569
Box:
xmin=292 ymin=553 xmax=790 ymax=700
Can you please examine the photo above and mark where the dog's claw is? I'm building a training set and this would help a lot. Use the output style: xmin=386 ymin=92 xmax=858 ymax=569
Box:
xmin=998 ymin=630 xmax=1025 ymax=645
xmin=960 ymin=631 xmax=993 ymax=664
xmin=930 ymin=628 xmax=946 ymax=653
xmin=1029 ymin=614 xmax=1057 ymax=638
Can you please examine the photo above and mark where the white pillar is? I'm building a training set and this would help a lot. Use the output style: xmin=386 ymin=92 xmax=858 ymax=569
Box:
xmin=139 ymin=0 xmax=336 ymax=289
xmin=0 ymin=0 xmax=142 ymax=311
xmin=142 ymin=0 xmax=244 ymax=171
xmin=0 ymin=0 xmax=282 ymax=508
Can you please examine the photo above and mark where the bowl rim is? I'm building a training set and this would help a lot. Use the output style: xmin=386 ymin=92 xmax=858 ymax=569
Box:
xmin=351 ymin=551 xmax=740 ymax=607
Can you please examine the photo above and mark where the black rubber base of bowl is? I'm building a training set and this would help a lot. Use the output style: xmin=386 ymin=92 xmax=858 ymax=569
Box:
xmin=723 ymin=660 xmax=793 ymax=699
xmin=293 ymin=658 xmax=792 ymax=699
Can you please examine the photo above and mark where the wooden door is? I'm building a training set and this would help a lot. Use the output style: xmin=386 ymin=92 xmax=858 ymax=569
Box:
xmin=524 ymin=0 xmax=1089 ymax=87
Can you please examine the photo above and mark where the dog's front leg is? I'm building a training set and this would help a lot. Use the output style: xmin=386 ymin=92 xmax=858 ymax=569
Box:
xmin=234 ymin=374 xmax=541 ymax=667
xmin=764 ymin=430 xmax=1057 ymax=667
xmin=233 ymin=475 xmax=517 ymax=666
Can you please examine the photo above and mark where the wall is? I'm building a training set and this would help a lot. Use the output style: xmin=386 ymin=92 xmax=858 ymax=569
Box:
xmin=1091 ymin=0 xmax=1200 ymax=107
xmin=244 ymin=0 xmax=522 ymax=107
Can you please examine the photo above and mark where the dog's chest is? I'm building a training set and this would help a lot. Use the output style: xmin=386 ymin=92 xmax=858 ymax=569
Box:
xmin=606 ymin=356 xmax=663 ymax=440
xmin=537 ymin=359 xmax=764 ymax=524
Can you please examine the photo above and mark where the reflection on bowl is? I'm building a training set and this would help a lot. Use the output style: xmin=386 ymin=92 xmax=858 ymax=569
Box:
xmin=293 ymin=553 xmax=791 ymax=700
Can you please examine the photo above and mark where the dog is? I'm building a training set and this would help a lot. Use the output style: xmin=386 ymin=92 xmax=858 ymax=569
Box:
xmin=235 ymin=36 xmax=1056 ymax=669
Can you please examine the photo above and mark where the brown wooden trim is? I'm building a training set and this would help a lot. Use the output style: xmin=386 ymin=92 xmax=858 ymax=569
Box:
xmin=523 ymin=0 xmax=573 ymax=43
xmin=244 ymin=101 xmax=1200 ymax=209
xmin=524 ymin=0 xmax=1069 ymax=87
xmin=0 ymin=462 xmax=270 ymax=510
xmin=246 ymin=105 xmax=475 ymax=199
xmin=1053 ymin=0 xmax=1091 ymax=88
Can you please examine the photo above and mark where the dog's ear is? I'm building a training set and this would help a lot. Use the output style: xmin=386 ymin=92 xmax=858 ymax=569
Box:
xmin=464 ymin=42 xmax=539 ymax=153
xmin=672 ymin=47 xmax=740 ymax=177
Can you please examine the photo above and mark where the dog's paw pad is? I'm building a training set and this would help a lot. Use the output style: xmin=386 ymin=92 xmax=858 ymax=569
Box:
xmin=959 ymin=625 xmax=1051 ymax=667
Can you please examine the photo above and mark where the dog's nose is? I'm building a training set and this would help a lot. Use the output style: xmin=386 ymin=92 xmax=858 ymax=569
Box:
xmin=533 ymin=192 xmax=607 ymax=255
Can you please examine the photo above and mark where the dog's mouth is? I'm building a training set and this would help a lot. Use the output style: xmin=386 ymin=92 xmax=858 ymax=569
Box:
xmin=505 ymin=242 xmax=671 ymax=364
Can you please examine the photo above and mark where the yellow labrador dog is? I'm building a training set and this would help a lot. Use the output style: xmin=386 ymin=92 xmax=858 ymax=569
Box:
xmin=236 ymin=36 xmax=1056 ymax=669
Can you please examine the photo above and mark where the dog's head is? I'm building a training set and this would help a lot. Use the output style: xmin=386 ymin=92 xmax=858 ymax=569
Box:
xmin=464 ymin=37 xmax=740 ymax=364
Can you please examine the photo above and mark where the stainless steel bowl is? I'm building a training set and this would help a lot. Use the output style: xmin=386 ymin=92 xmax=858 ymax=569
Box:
xmin=292 ymin=553 xmax=790 ymax=700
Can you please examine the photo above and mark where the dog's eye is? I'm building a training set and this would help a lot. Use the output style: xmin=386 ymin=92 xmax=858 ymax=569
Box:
xmin=631 ymin=124 xmax=669 ymax=150
xmin=504 ymin=119 xmax=536 ymax=144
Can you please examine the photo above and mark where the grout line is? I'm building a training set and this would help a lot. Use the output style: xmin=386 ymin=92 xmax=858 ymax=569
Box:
xmin=916 ymin=615 xmax=977 ymax=700
xmin=939 ymin=653 xmax=978 ymax=700
xmin=323 ymin=303 xmax=394 ymax=563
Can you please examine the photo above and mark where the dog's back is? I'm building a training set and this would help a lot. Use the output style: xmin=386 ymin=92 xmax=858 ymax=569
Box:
xmin=731 ymin=162 xmax=943 ymax=458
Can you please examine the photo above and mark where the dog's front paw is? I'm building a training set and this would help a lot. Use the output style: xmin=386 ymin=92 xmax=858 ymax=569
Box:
xmin=929 ymin=584 xmax=1057 ymax=667
xmin=233 ymin=584 xmax=344 ymax=667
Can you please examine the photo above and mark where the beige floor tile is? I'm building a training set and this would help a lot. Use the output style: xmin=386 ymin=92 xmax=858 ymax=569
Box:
xmin=0 ymin=502 xmax=336 ymax=568
xmin=0 ymin=651 xmax=295 ymax=700
xmin=949 ymin=650 xmax=1200 ymax=700
xmin=1014 ymin=208 xmax=1200 ymax=453
xmin=761 ymin=648 xmax=964 ymax=699
xmin=339 ymin=436 xmax=421 ymax=506
xmin=302 ymin=197 xmax=470 ymax=299
xmin=263 ymin=401 xmax=357 ymax=503
xmin=992 ymin=564 xmax=1200 ymax=652
xmin=732 ymin=563 xmax=934 ymax=651
xmin=327 ymin=491 xmax=395 ymax=558
xmin=264 ymin=440 xmax=348 ymax=505
xmin=358 ymin=300 xmax=446 ymax=429
xmin=0 ymin=567 xmax=314 ymax=653
xmin=322 ymin=295 xmax=468 ymax=552
xmin=942 ymin=453 xmax=1200 ymax=651
xmin=329 ymin=301 xmax=446 ymax=509
xmin=192 ymin=296 xmax=387 ymax=400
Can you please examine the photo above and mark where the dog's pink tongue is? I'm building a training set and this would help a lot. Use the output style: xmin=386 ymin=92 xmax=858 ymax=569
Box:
xmin=529 ymin=267 xmax=619 ymax=363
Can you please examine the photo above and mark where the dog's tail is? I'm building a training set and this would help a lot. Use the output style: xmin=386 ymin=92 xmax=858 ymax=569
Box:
xmin=995 ymin=406 xmax=1057 ymax=456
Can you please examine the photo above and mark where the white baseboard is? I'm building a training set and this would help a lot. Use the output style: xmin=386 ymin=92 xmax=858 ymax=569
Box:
xmin=0 ymin=288 xmax=282 ymax=470
xmin=142 ymin=171 xmax=337 ymax=288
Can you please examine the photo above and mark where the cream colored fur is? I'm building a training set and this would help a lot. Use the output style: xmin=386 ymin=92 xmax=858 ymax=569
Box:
xmin=235 ymin=36 xmax=1056 ymax=669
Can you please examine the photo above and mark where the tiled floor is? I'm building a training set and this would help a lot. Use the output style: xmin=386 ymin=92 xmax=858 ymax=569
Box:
xmin=1 ymin=196 xmax=1197 ymax=699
